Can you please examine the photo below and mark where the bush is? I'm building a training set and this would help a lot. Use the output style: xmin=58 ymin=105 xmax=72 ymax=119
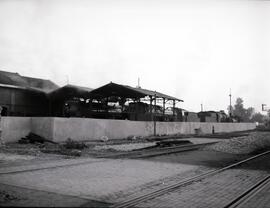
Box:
xmin=63 ymin=138 xmax=87 ymax=150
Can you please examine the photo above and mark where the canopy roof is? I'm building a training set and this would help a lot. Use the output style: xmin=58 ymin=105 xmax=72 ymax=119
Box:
xmin=90 ymin=82 xmax=183 ymax=102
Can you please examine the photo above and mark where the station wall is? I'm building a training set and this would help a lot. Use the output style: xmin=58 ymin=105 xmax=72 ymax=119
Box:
xmin=1 ymin=117 xmax=256 ymax=143
xmin=1 ymin=117 xmax=31 ymax=143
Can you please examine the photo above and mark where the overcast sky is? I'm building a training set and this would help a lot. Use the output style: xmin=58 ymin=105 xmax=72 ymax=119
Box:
xmin=0 ymin=0 xmax=269 ymax=112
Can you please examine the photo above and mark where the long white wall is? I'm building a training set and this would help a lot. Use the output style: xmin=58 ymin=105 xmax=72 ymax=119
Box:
xmin=1 ymin=117 xmax=31 ymax=143
xmin=31 ymin=117 xmax=54 ymax=140
xmin=1 ymin=117 xmax=256 ymax=143
xmin=53 ymin=118 xmax=153 ymax=142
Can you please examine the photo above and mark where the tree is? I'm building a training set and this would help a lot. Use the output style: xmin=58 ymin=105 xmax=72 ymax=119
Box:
xmin=230 ymin=97 xmax=254 ymax=122
xmin=246 ymin=107 xmax=255 ymax=121
xmin=250 ymin=112 xmax=265 ymax=123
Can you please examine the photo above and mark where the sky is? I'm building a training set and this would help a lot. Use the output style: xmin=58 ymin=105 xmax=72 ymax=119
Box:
xmin=0 ymin=0 xmax=269 ymax=113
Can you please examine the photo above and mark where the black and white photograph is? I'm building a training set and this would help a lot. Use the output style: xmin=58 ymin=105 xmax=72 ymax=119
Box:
xmin=0 ymin=0 xmax=270 ymax=207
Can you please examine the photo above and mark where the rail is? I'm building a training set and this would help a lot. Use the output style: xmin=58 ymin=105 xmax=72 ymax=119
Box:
xmin=224 ymin=175 xmax=270 ymax=208
xmin=112 ymin=150 xmax=270 ymax=208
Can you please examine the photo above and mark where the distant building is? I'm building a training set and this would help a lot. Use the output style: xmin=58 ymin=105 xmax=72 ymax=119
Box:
xmin=0 ymin=70 xmax=58 ymax=92
xmin=0 ymin=70 xmax=58 ymax=116
xmin=197 ymin=111 xmax=229 ymax=123
xmin=0 ymin=71 xmax=186 ymax=121
xmin=48 ymin=84 xmax=93 ymax=117
xmin=183 ymin=111 xmax=200 ymax=122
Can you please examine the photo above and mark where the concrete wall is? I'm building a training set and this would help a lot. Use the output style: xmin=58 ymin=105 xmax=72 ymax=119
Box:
xmin=53 ymin=118 xmax=153 ymax=142
xmin=31 ymin=117 xmax=54 ymax=140
xmin=156 ymin=122 xmax=256 ymax=135
xmin=52 ymin=118 xmax=256 ymax=142
xmin=1 ymin=117 xmax=256 ymax=143
xmin=1 ymin=117 xmax=31 ymax=143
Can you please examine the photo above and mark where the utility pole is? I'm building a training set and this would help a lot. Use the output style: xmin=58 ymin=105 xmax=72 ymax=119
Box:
xmin=66 ymin=75 xmax=69 ymax=85
xmin=137 ymin=77 xmax=141 ymax=88
xmin=229 ymin=88 xmax=232 ymax=118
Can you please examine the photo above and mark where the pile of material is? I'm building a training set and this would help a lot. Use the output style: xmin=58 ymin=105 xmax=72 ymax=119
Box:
xmin=0 ymin=191 xmax=17 ymax=203
xmin=63 ymin=138 xmax=87 ymax=150
xmin=18 ymin=133 xmax=57 ymax=144
xmin=204 ymin=132 xmax=270 ymax=154
xmin=157 ymin=140 xmax=192 ymax=147
xmin=0 ymin=153 xmax=35 ymax=161
xmin=40 ymin=139 xmax=87 ymax=157
xmin=94 ymin=142 xmax=156 ymax=152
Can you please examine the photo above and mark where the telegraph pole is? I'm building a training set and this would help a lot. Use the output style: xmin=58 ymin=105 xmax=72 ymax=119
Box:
xmin=66 ymin=75 xmax=69 ymax=85
xmin=137 ymin=77 xmax=141 ymax=88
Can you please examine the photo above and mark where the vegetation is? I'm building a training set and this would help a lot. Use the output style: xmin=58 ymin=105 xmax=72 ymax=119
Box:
xmin=63 ymin=138 xmax=87 ymax=150
xmin=229 ymin=97 xmax=269 ymax=123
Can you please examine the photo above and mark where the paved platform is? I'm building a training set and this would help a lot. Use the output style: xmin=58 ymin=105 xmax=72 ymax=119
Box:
xmin=0 ymin=157 xmax=205 ymax=203
xmin=1 ymin=147 xmax=269 ymax=207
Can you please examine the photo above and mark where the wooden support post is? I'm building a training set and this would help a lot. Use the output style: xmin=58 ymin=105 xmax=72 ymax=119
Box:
xmin=150 ymin=96 xmax=153 ymax=121
xmin=89 ymin=99 xmax=93 ymax=117
xmin=120 ymin=98 xmax=125 ymax=112
xmin=173 ymin=100 xmax=176 ymax=120
xmin=106 ymin=97 xmax=109 ymax=114
xmin=163 ymin=98 xmax=165 ymax=115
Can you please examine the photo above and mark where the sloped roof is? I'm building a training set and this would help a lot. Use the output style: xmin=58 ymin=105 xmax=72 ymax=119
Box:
xmin=0 ymin=70 xmax=28 ymax=87
xmin=90 ymin=82 xmax=183 ymax=101
xmin=0 ymin=70 xmax=58 ymax=92
xmin=0 ymin=83 xmax=47 ymax=94
xmin=125 ymin=85 xmax=182 ymax=101
xmin=23 ymin=76 xmax=59 ymax=92
xmin=48 ymin=84 xmax=93 ymax=100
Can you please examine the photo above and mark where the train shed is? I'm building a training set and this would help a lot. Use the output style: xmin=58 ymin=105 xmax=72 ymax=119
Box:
xmin=0 ymin=70 xmax=58 ymax=116
xmin=89 ymin=82 xmax=184 ymax=121
xmin=48 ymin=84 xmax=93 ymax=117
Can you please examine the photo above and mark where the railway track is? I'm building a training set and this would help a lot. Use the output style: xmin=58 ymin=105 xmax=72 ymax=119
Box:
xmin=224 ymin=175 xmax=270 ymax=208
xmin=96 ymin=142 xmax=217 ymax=159
xmin=111 ymin=150 xmax=270 ymax=208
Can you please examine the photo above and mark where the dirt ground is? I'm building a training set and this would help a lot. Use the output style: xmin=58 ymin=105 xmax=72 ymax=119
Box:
xmin=0 ymin=183 xmax=111 ymax=207
xmin=0 ymin=130 xmax=269 ymax=207
xmin=0 ymin=151 xmax=251 ymax=207
xmin=144 ymin=150 xmax=249 ymax=168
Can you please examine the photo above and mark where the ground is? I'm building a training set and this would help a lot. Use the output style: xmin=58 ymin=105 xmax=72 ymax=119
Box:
xmin=0 ymin=131 xmax=269 ymax=207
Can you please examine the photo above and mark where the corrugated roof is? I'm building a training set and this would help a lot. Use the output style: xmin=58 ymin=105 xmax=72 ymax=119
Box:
xmin=90 ymin=82 xmax=183 ymax=101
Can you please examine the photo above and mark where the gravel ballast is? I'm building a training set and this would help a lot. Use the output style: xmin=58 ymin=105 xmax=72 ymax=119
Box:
xmin=204 ymin=132 xmax=270 ymax=154
xmin=93 ymin=142 xmax=157 ymax=152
